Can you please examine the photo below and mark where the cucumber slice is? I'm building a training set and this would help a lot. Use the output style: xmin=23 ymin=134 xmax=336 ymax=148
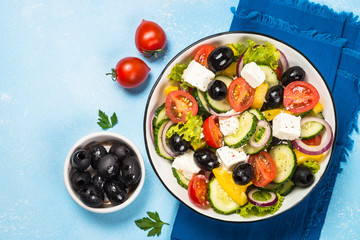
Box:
xmin=172 ymin=168 xmax=190 ymax=189
xmin=269 ymin=144 xmax=297 ymax=183
xmin=192 ymin=88 xmax=211 ymax=119
xmin=248 ymin=108 xmax=266 ymax=121
xmin=300 ymin=112 xmax=325 ymax=140
xmin=260 ymin=182 xmax=283 ymax=191
xmin=259 ymin=65 xmax=279 ymax=89
xmin=205 ymin=75 xmax=233 ymax=113
xmin=208 ymin=178 xmax=240 ymax=215
xmin=224 ymin=111 xmax=258 ymax=148
xmin=152 ymin=103 xmax=169 ymax=129
xmin=278 ymin=180 xmax=295 ymax=196
xmin=154 ymin=119 xmax=174 ymax=160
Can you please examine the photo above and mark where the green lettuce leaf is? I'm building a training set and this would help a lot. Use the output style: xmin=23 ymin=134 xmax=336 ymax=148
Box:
xmin=242 ymin=40 xmax=280 ymax=70
xmin=167 ymin=63 xmax=193 ymax=90
xmin=236 ymin=193 xmax=283 ymax=217
xmin=166 ymin=113 xmax=203 ymax=147
xmin=301 ymin=159 xmax=320 ymax=174
xmin=229 ymin=42 xmax=247 ymax=62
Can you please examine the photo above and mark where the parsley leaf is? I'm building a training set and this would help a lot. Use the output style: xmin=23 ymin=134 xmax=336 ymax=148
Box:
xmin=97 ymin=110 xmax=118 ymax=129
xmin=135 ymin=211 xmax=169 ymax=237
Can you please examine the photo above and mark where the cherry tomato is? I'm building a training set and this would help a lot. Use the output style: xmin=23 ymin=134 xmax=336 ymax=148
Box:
xmin=202 ymin=115 xmax=223 ymax=148
xmin=248 ymin=151 xmax=277 ymax=187
xmin=188 ymin=174 xmax=209 ymax=208
xmin=274 ymin=66 xmax=282 ymax=80
xmin=109 ymin=57 xmax=150 ymax=89
xmin=193 ymin=45 xmax=216 ymax=68
xmin=302 ymin=134 xmax=322 ymax=146
xmin=165 ymin=90 xmax=198 ymax=123
xmin=135 ymin=20 xmax=167 ymax=57
xmin=227 ymin=77 xmax=255 ymax=112
xmin=283 ymin=81 xmax=320 ymax=114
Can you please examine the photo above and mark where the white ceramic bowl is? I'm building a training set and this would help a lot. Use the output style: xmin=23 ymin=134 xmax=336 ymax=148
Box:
xmin=144 ymin=31 xmax=337 ymax=222
xmin=64 ymin=132 xmax=145 ymax=213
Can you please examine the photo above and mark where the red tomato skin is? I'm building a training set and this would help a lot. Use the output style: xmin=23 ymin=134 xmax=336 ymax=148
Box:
xmin=274 ymin=66 xmax=282 ymax=80
xmin=193 ymin=45 xmax=216 ymax=68
xmin=135 ymin=20 xmax=167 ymax=55
xmin=248 ymin=151 xmax=277 ymax=187
xmin=165 ymin=90 xmax=198 ymax=123
xmin=188 ymin=175 xmax=209 ymax=208
xmin=283 ymin=81 xmax=320 ymax=114
xmin=114 ymin=57 xmax=150 ymax=88
xmin=202 ymin=115 xmax=223 ymax=148
xmin=302 ymin=134 xmax=322 ymax=146
xmin=227 ymin=77 xmax=255 ymax=112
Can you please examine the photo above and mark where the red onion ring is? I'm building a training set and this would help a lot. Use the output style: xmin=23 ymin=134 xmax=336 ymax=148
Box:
xmin=247 ymin=188 xmax=278 ymax=207
xmin=161 ymin=120 xmax=176 ymax=158
xmin=208 ymin=108 xmax=242 ymax=117
xmin=249 ymin=120 xmax=271 ymax=148
xmin=149 ymin=106 xmax=157 ymax=143
xmin=236 ymin=51 xmax=246 ymax=77
xmin=292 ymin=116 xmax=333 ymax=155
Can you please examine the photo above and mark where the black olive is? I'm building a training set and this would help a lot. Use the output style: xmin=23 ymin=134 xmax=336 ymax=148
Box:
xmin=207 ymin=80 xmax=228 ymax=101
xmin=78 ymin=185 xmax=104 ymax=207
xmin=97 ymin=154 xmax=120 ymax=180
xmin=207 ymin=46 xmax=234 ymax=72
xmin=281 ymin=66 xmax=305 ymax=87
xmin=194 ymin=148 xmax=219 ymax=171
xmin=268 ymin=137 xmax=292 ymax=150
xmin=71 ymin=150 xmax=91 ymax=171
xmin=71 ymin=170 xmax=91 ymax=191
xmin=292 ymin=166 xmax=314 ymax=187
xmin=89 ymin=143 xmax=107 ymax=169
xmin=169 ymin=134 xmax=190 ymax=155
xmin=91 ymin=174 xmax=106 ymax=193
xmin=265 ymin=85 xmax=284 ymax=108
xmin=104 ymin=182 xmax=127 ymax=205
xmin=232 ymin=163 xmax=254 ymax=185
xmin=109 ymin=142 xmax=135 ymax=161
xmin=118 ymin=156 xmax=141 ymax=187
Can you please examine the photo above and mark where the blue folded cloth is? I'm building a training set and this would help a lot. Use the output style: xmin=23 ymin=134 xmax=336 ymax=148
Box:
xmin=171 ymin=1 xmax=360 ymax=239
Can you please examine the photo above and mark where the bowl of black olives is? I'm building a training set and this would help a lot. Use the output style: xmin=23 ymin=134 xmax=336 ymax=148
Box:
xmin=63 ymin=132 xmax=145 ymax=213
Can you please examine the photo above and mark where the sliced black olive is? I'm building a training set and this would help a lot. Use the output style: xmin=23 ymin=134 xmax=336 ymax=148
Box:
xmin=194 ymin=148 xmax=219 ymax=171
xmin=89 ymin=143 xmax=107 ymax=169
xmin=109 ymin=142 xmax=135 ymax=161
xmin=292 ymin=166 xmax=314 ymax=187
xmin=104 ymin=182 xmax=127 ymax=205
xmin=71 ymin=149 xmax=91 ymax=171
xmin=232 ymin=163 xmax=254 ymax=185
xmin=97 ymin=154 xmax=120 ymax=180
xmin=207 ymin=80 xmax=228 ymax=101
xmin=207 ymin=46 xmax=234 ymax=72
xmin=281 ymin=66 xmax=305 ymax=87
xmin=265 ymin=85 xmax=284 ymax=109
xmin=118 ymin=156 xmax=141 ymax=188
xmin=169 ymin=134 xmax=190 ymax=155
xmin=78 ymin=185 xmax=104 ymax=207
xmin=71 ymin=170 xmax=91 ymax=191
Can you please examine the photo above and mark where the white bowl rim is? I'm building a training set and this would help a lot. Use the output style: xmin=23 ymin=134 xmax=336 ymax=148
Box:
xmin=63 ymin=131 xmax=146 ymax=214
xmin=143 ymin=31 xmax=337 ymax=222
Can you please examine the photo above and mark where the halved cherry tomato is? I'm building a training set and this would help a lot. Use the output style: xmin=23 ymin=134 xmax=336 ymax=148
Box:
xmin=248 ymin=151 xmax=277 ymax=187
xmin=227 ymin=77 xmax=255 ymax=112
xmin=194 ymin=45 xmax=216 ymax=68
xmin=165 ymin=90 xmax=198 ymax=123
xmin=302 ymin=134 xmax=322 ymax=146
xmin=283 ymin=81 xmax=320 ymax=114
xmin=202 ymin=115 xmax=223 ymax=148
xmin=188 ymin=174 xmax=209 ymax=208
xmin=274 ymin=66 xmax=282 ymax=80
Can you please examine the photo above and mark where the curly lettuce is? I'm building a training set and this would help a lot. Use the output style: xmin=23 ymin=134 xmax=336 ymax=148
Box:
xmin=236 ymin=193 xmax=283 ymax=217
xmin=301 ymin=159 xmax=320 ymax=174
xmin=242 ymin=40 xmax=280 ymax=70
xmin=167 ymin=63 xmax=193 ymax=90
xmin=229 ymin=42 xmax=247 ymax=62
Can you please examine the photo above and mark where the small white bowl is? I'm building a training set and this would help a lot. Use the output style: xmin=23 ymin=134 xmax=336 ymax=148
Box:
xmin=64 ymin=132 xmax=145 ymax=213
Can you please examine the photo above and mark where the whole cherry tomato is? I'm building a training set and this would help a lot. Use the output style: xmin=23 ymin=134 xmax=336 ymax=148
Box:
xmin=108 ymin=57 xmax=150 ymax=89
xmin=135 ymin=20 xmax=167 ymax=58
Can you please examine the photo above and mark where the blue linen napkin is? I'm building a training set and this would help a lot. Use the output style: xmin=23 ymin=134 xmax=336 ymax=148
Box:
xmin=171 ymin=1 xmax=360 ymax=239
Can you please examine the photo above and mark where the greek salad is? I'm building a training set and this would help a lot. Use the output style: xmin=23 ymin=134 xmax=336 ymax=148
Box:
xmin=150 ymin=39 xmax=334 ymax=217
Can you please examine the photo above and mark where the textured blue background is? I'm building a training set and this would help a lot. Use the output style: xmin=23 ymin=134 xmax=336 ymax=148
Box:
xmin=0 ymin=0 xmax=359 ymax=239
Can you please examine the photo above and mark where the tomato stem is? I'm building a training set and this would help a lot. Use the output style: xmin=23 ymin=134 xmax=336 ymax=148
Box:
xmin=106 ymin=68 xmax=117 ymax=81
xmin=141 ymin=48 xmax=163 ymax=58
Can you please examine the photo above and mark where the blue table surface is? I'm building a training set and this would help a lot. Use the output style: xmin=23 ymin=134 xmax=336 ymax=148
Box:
xmin=1 ymin=0 xmax=359 ymax=239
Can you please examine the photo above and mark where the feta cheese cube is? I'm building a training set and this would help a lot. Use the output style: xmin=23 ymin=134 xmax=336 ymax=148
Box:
xmin=182 ymin=60 xmax=215 ymax=91
xmin=240 ymin=62 xmax=266 ymax=88
xmin=219 ymin=116 xmax=240 ymax=136
xmin=171 ymin=150 xmax=201 ymax=180
xmin=272 ymin=113 xmax=301 ymax=140
xmin=216 ymin=146 xmax=249 ymax=171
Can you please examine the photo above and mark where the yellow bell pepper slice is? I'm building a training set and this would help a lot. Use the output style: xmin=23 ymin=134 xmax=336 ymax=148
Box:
xmin=220 ymin=62 xmax=237 ymax=78
xmin=261 ymin=109 xmax=294 ymax=121
xmin=312 ymin=102 xmax=324 ymax=115
xmin=251 ymin=83 xmax=269 ymax=110
xmin=164 ymin=85 xmax=178 ymax=96
xmin=212 ymin=167 xmax=251 ymax=206
xmin=293 ymin=148 xmax=324 ymax=165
